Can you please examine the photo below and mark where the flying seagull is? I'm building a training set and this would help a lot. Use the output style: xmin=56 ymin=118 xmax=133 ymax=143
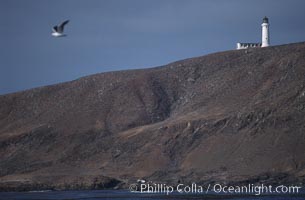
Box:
xmin=52 ymin=20 xmax=69 ymax=37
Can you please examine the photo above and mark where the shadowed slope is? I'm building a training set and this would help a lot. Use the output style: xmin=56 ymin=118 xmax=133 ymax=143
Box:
xmin=1 ymin=42 xmax=305 ymax=191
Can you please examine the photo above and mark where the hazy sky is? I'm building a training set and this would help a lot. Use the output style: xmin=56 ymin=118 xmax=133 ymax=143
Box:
xmin=1 ymin=0 xmax=305 ymax=95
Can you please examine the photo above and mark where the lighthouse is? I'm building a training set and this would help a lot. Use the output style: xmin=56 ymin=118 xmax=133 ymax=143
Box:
xmin=261 ymin=16 xmax=270 ymax=47
xmin=236 ymin=17 xmax=271 ymax=49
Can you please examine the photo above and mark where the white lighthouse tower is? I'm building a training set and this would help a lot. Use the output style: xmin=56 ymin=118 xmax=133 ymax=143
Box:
xmin=261 ymin=16 xmax=270 ymax=47
xmin=236 ymin=16 xmax=271 ymax=49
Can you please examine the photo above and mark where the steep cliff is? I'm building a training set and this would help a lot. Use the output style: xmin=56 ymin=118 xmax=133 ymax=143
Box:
xmin=1 ymin=42 xmax=305 ymax=191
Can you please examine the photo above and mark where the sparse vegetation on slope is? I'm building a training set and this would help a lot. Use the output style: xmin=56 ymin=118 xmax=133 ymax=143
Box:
xmin=1 ymin=42 xmax=305 ymax=191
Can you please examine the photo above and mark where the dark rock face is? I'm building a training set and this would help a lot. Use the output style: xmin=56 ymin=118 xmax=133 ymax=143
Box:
xmin=1 ymin=42 xmax=305 ymax=191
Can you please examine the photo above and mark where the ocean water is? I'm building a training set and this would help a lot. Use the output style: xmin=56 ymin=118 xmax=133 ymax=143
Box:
xmin=0 ymin=190 xmax=305 ymax=200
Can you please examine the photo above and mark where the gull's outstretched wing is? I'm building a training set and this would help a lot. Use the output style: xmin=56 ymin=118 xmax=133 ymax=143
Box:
xmin=52 ymin=26 xmax=58 ymax=33
xmin=58 ymin=20 xmax=69 ymax=33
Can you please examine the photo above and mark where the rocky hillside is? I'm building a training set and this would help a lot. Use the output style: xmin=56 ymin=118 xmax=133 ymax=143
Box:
xmin=1 ymin=42 xmax=305 ymax=191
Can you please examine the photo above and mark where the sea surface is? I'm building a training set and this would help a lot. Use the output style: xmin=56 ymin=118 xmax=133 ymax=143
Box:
xmin=1 ymin=190 xmax=305 ymax=200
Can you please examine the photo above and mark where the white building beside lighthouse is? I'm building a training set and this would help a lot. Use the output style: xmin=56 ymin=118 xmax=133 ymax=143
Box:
xmin=236 ymin=16 xmax=270 ymax=49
